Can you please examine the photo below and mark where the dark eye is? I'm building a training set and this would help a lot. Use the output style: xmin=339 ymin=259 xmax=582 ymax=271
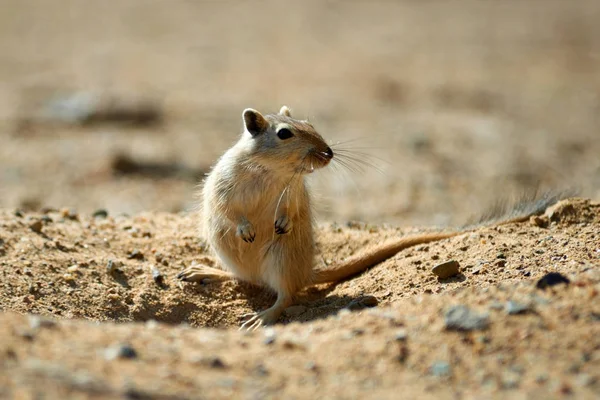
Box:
xmin=277 ymin=128 xmax=294 ymax=140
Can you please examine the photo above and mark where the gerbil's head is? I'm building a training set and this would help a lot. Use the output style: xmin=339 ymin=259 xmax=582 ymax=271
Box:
xmin=241 ymin=106 xmax=333 ymax=175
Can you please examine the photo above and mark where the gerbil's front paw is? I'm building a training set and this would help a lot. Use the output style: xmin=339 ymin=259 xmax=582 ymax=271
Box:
xmin=236 ymin=221 xmax=256 ymax=243
xmin=274 ymin=215 xmax=293 ymax=235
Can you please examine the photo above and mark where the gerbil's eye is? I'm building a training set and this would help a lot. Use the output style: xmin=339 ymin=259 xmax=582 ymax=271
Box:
xmin=277 ymin=128 xmax=294 ymax=140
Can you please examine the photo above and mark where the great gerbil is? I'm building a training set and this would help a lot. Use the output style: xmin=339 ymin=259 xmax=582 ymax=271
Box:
xmin=177 ymin=106 xmax=563 ymax=329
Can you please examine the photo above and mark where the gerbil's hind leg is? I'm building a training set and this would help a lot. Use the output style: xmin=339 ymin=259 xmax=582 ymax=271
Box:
xmin=240 ymin=292 xmax=292 ymax=331
xmin=177 ymin=263 xmax=234 ymax=283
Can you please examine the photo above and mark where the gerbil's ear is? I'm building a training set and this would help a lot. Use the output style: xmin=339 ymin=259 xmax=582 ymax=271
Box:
xmin=243 ymin=108 xmax=269 ymax=136
xmin=279 ymin=105 xmax=292 ymax=117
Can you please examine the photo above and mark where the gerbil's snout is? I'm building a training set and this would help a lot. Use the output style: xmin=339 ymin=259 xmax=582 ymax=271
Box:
xmin=324 ymin=147 xmax=334 ymax=160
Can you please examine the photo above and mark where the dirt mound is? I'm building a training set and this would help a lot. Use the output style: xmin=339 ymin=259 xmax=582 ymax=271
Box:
xmin=0 ymin=198 xmax=598 ymax=398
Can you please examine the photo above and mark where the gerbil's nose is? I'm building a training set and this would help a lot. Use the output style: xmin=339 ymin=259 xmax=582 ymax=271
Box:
xmin=324 ymin=147 xmax=334 ymax=159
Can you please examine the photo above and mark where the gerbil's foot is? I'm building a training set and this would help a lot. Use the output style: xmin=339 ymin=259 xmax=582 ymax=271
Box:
xmin=176 ymin=263 xmax=233 ymax=283
xmin=274 ymin=215 xmax=293 ymax=235
xmin=236 ymin=221 xmax=256 ymax=243
xmin=239 ymin=294 xmax=291 ymax=331
xmin=239 ymin=309 xmax=281 ymax=331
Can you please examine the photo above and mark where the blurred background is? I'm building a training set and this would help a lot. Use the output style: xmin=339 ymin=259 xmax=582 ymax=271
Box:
xmin=1 ymin=0 xmax=599 ymax=226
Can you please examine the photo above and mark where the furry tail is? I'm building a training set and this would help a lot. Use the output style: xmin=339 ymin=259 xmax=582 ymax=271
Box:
xmin=462 ymin=188 xmax=576 ymax=229
xmin=313 ymin=189 xmax=572 ymax=285
xmin=313 ymin=232 xmax=457 ymax=284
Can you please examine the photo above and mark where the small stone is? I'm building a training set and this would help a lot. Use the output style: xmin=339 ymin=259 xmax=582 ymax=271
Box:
xmin=505 ymin=301 xmax=530 ymax=315
xmin=92 ymin=209 xmax=108 ymax=219
xmin=55 ymin=241 xmax=72 ymax=252
xmin=536 ymin=272 xmax=570 ymax=290
xmin=106 ymin=260 xmax=122 ymax=274
xmin=430 ymin=361 xmax=451 ymax=377
xmin=104 ymin=343 xmax=137 ymax=360
xmin=14 ymin=209 xmax=24 ymax=218
xmin=432 ymin=260 xmax=460 ymax=279
xmin=127 ymin=249 xmax=144 ymax=260
xmin=445 ymin=305 xmax=489 ymax=331
xmin=530 ymin=215 xmax=549 ymax=228
xmin=284 ymin=305 xmax=307 ymax=318
xmin=67 ymin=265 xmax=79 ymax=273
xmin=61 ymin=208 xmax=79 ymax=221
xmin=149 ymin=264 xmax=164 ymax=286
xmin=346 ymin=295 xmax=379 ymax=310
xmin=394 ymin=329 xmax=408 ymax=341
xmin=29 ymin=220 xmax=43 ymax=233
xmin=199 ymin=356 xmax=226 ymax=369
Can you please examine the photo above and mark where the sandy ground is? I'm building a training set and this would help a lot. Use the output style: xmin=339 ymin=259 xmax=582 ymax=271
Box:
xmin=1 ymin=1 xmax=600 ymax=399
xmin=0 ymin=198 xmax=599 ymax=398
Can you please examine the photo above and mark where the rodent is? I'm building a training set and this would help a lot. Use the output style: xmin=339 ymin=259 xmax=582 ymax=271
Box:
xmin=177 ymin=106 xmax=564 ymax=329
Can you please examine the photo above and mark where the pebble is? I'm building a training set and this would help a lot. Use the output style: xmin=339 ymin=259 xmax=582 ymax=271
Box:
xmin=284 ymin=305 xmax=307 ymax=318
xmin=104 ymin=343 xmax=137 ymax=360
xmin=536 ymin=272 xmax=570 ymax=289
xmin=444 ymin=305 xmax=489 ymax=331
xmin=149 ymin=264 xmax=164 ymax=286
xmin=530 ymin=215 xmax=549 ymax=228
xmin=195 ymin=356 xmax=227 ymax=369
xmin=67 ymin=265 xmax=79 ymax=273
xmin=394 ymin=329 xmax=408 ymax=342
xmin=127 ymin=249 xmax=144 ymax=260
xmin=505 ymin=301 xmax=530 ymax=315
xmin=106 ymin=260 xmax=123 ymax=274
xmin=431 ymin=260 xmax=460 ymax=279
xmin=92 ymin=209 xmax=108 ymax=219
xmin=346 ymin=295 xmax=379 ymax=310
xmin=61 ymin=208 xmax=79 ymax=221
xmin=430 ymin=361 xmax=451 ymax=377
xmin=29 ymin=220 xmax=43 ymax=233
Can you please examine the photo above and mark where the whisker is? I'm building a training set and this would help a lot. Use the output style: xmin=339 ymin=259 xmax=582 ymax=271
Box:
xmin=332 ymin=158 xmax=365 ymax=174
xmin=333 ymin=153 xmax=386 ymax=175
xmin=332 ymin=147 xmax=389 ymax=160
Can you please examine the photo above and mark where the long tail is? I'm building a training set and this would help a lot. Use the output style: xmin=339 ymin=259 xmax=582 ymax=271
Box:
xmin=313 ymin=189 xmax=572 ymax=285
xmin=313 ymin=232 xmax=458 ymax=284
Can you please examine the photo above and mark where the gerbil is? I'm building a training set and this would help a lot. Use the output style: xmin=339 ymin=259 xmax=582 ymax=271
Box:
xmin=177 ymin=106 xmax=563 ymax=329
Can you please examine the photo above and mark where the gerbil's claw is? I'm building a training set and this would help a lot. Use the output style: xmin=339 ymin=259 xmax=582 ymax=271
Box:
xmin=240 ymin=314 xmax=265 ymax=331
xmin=176 ymin=264 xmax=232 ymax=283
xmin=237 ymin=221 xmax=256 ymax=243
xmin=274 ymin=215 xmax=293 ymax=235
xmin=239 ymin=309 xmax=281 ymax=331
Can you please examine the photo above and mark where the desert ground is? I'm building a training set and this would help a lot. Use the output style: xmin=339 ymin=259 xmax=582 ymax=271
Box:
xmin=0 ymin=1 xmax=599 ymax=398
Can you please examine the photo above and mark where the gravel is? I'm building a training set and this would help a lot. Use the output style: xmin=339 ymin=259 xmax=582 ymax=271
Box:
xmin=445 ymin=305 xmax=489 ymax=331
